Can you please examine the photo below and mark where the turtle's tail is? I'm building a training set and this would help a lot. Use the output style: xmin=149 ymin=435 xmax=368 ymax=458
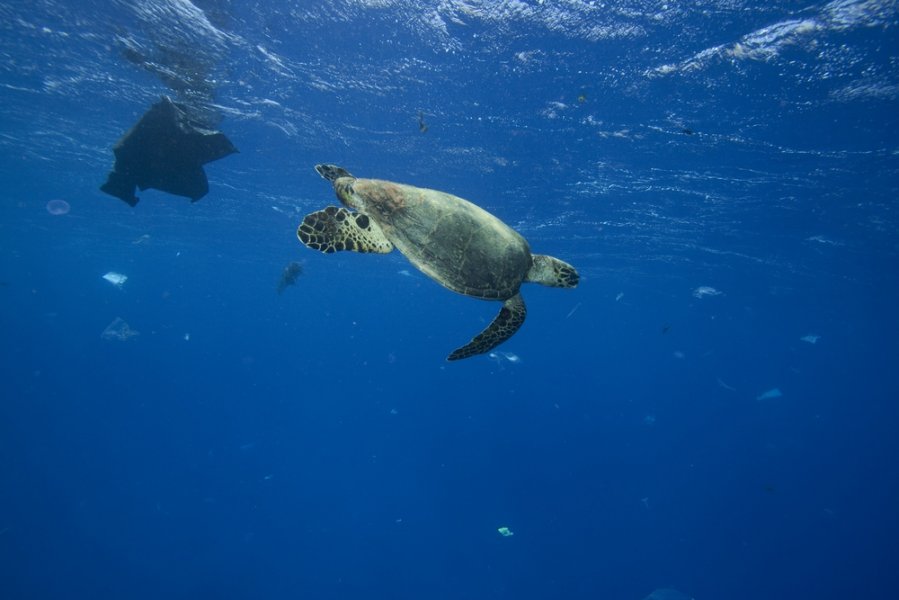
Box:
xmin=315 ymin=164 xmax=355 ymax=182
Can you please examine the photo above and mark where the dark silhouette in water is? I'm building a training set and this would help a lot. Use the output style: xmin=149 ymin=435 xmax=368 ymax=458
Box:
xmin=277 ymin=262 xmax=304 ymax=294
xmin=101 ymin=97 xmax=237 ymax=206
xmin=104 ymin=2 xmax=237 ymax=207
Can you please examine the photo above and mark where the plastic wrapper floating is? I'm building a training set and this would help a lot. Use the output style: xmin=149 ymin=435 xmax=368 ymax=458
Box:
xmin=100 ymin=97 xmax=237 ymax=206
xmin=102 ymin=272 xmax=128 ymax=288
xmin=101 ymin=317 xmax=139 ymax=341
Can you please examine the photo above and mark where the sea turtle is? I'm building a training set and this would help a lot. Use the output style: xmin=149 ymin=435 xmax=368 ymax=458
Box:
xmin=297 ymin=164 xmax=579 ymax=361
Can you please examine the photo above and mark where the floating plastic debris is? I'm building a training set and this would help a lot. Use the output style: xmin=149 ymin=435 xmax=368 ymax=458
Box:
xmin=807 ymin=235 xmax=842 ymax=246
xmin=756 ymin=387 xmax=783 ymax=401
xmin=102 ymin=272 xmax=128 ymax=288
xmin=46 ymin=199 xmax=70 ymax=215
xmin=397 ymin=269 xmax=412 ymax=277
xmin=566 ymin=302 xmax=581 ymax=318
xmin=497 ymin=526 xmax=514 ymax=537
xmin=100 ymin=317 xmax=139 ymax=341
xmin=717 ymin=378 xmax=736 ymax=392
xmin=800 ymin=334 xmax=820 ymax=344
xmin=692 ymin=285 xmax=722 ymax=299
xmin=488 ymin=351 xmax=521 ymax=364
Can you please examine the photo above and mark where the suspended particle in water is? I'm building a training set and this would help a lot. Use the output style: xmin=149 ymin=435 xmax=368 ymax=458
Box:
xmin=46 ymin=199 xmax=70 ymax=215
xmin=692 ymin=285 xmax=722 ymax=299
xmin=756 ymin=387 xmax=783 ymax=402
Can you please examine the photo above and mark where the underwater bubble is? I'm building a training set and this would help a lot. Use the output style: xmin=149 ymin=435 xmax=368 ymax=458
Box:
xmin=46 ymin=199 xmax=70 ymax=215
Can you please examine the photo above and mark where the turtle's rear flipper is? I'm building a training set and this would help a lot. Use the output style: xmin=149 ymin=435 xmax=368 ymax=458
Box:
xmin=315 ymin=164 xmax=354 ymax=182
xmin=447 ymin=293 xmax=526 ymax=361
xmin=297 ymin=206 xmax=393 ymax=254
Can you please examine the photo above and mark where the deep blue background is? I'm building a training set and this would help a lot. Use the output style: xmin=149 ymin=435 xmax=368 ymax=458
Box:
xmin=2 ymin=2 xmax=898 ymax=599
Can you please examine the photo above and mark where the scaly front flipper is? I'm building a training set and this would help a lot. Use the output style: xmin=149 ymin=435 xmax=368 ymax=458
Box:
xmin=297 ymin=206 xmax=393 ymax=254
xmin=447 ymin=293 xmax=527 ymax=361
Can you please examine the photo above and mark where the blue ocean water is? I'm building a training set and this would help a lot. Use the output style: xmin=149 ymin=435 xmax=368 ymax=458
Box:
xmin=2 ymin=1 xmax=898 ymax=599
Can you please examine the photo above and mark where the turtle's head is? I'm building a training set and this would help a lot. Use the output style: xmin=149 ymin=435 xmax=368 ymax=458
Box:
xmin=333 ymin=177 xmax=363 ymax=211
xmin=315 ymin=164 xmax=354 ymax=182
xmin=315 ymin=163 xmax=362 ymax=209
xmin=333 ymin=177 xmax=406 ymax=218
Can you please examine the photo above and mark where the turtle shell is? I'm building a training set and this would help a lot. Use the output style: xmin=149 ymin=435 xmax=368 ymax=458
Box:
xmin=340 ymin=178 xmax=532 ymax=300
